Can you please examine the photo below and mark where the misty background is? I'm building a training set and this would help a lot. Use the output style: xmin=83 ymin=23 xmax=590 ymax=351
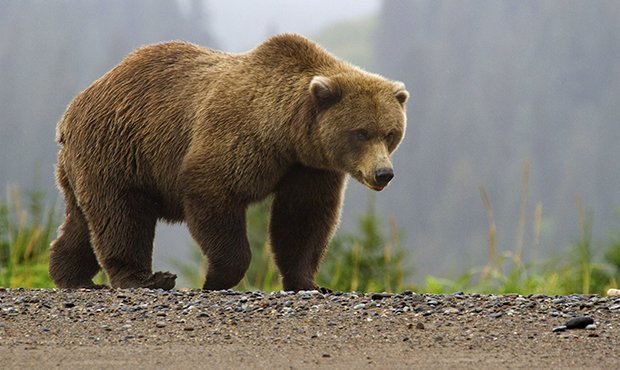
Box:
xmin=1 ymin=0 xmax=619 ymax=285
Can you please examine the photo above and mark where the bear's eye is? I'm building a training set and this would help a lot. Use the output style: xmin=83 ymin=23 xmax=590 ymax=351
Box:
xmin=355 ymin=129 xmax=370 ymax=141
xmin=386 ymin=132 xmax=395 ymax=144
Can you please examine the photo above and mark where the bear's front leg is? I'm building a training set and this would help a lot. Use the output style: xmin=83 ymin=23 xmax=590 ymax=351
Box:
xmin=184 ymin=195 xmax=252 ymax=290
xmin=270 ymin=166 xmax=346 ymax=291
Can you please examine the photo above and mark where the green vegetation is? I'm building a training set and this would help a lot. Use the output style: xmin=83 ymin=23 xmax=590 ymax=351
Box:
xmin=318 ymin=197 xmax=408 ymax=292
xmin=423 ymin=164 xmax=620 ymax=295
xmin=0 ymin=186 xmax=57 ymax=288
xmin=1 ymin=184 xmax=618 ymax=294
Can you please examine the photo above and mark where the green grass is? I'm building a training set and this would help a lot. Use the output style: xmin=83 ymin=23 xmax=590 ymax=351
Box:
xmin=423 ymin=162 xmax=619 ymax=295
xmin=1 ymin=180 xmax=618 ymax=294
xmin=0 ymin=186 xmax=57 ymax=288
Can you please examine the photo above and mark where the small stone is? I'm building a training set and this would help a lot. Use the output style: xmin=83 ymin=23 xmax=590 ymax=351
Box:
xmin=64 ymin=302 xmax=75 ymax=308
xmin=606 ymin=288 xmax=620 ymax=297
xmin=585 ymin=324 xmax=597 ymax=330
xmin=416 ymin=322 xmax=425 ymax=330
xmin=443 ymin=307 xmax=459 ymax=315
xmin=353 ymin=303 xmax=366 ymax=310
xmin=184 ymin=326 xmax=195 ymax=331
xmin=281 ymin=307 xmax=294 ymax=314
xmin=322 ymin=353 xmax=331 ymax=358
xmin=490 ymin=312 xmax=503 ymax=318
xmin=371 ymin=293 xmax=389 ymax=301
xmin=609 ymin=304 xmax=620 ymax=310
xmin=156 ymin=322 xmax=166 ymax=328
xmin=552 ymin=325 xmax=567 ymax=333
xmin=565 ymin=316 xmax=594 ymax=329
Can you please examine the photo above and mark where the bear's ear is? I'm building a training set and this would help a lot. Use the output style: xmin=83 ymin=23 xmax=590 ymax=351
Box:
xmin=393 ymin=81 xmax=409 ymax=106
xmin=309 ymin=76 xmax=341 ymax=105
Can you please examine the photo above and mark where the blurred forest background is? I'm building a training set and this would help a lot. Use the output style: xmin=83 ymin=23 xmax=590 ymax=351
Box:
xmin=1 ymin=0 xmax=619 ymax=285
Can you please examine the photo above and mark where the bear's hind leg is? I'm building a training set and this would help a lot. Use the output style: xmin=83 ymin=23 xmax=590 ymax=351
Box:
xmin=50 ymin=165 xmax=102 ymax=289
xmin=86 ymin=190 xmax=176 ymax=290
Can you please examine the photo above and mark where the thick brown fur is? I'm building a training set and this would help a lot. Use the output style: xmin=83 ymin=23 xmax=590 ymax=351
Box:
xmin=49 ymin=34 xmax=408 ymax=291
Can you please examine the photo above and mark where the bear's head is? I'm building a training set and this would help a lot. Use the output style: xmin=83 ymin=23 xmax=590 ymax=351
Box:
xmin=309 ymin=74 xmax=409 ymax=191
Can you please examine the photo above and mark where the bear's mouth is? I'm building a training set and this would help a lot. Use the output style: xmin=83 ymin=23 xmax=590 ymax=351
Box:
xmin=354 ymin=171 xmax=387 ymax=192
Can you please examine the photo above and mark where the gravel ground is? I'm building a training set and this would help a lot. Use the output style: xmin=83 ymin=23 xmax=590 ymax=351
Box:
xmin=1 ymin=288 xmax=619 ymax=369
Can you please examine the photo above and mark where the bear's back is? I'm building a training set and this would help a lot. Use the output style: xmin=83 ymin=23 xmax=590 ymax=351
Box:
xmin=56 ymin=42 xmax=235 ymax=208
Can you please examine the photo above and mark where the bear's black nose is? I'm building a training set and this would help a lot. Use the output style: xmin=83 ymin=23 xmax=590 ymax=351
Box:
xmin=374 ymin=168 xmax=394 ymax=186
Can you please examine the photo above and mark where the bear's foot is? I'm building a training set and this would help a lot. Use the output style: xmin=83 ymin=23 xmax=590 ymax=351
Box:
xmin=143 ymin=271 xmax=177 ymax=290
xmin=54 ymin=280 xmax=108 ymax=289
xmin=111 ymin=271 xmax=177 ymax=290
xmin=282 ymin=278 xmax=330 ymax=293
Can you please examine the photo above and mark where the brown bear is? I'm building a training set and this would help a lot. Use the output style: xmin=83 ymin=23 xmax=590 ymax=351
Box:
xmin=49 ymin=33 xmax=409 ymax=291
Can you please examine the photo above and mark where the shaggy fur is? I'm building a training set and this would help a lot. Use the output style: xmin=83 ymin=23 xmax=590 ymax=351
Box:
xmin=49 ymin=34 xmax=409 ymax=291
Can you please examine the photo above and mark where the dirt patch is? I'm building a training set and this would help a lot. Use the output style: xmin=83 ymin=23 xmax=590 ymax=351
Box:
xmin=1 ymin=289 xmax=618 ymax=369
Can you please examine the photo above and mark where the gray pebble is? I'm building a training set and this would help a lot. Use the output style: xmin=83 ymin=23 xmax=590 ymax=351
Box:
xmin=565 ymin=316 xmax=594 ymax=329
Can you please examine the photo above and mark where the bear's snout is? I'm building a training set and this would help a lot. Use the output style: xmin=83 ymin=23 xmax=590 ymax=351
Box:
xmin=374 ymin=168 xmax=394 ymax=187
